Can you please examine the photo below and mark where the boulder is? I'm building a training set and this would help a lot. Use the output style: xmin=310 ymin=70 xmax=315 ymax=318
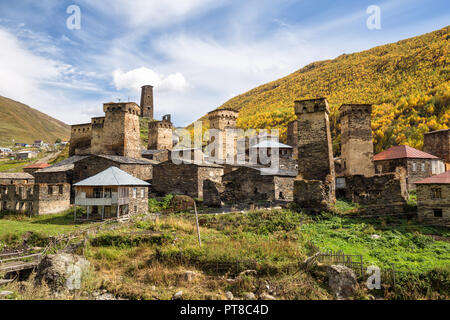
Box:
xmin=35 ymin=253 xmax=90 ymax=292
xmin=0 ymin=291 xmax=13 ymax=298
xmin=171 ymin=195 xmax=196 ymax=212
xmin=225 ymin=291 xmax=234 ymax=300
xmin=259 ymin=292 xmax=276 ymax=300
xmin=243 ymin=292 xmax=256 ymax=300
xmin=172 ymin=291 xmax=183 ymax=300
xmin=183 ymin=271 xmax=197 ymax=282
xmin=326 ymin=265 xmax=358 ymax=299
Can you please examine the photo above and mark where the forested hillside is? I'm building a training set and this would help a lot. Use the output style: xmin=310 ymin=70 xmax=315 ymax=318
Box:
xmin=192 ymin=26 xmax=449 ymax=154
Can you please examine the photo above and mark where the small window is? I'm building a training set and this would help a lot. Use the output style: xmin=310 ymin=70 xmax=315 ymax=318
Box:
xmin=433 ymin=209 xmax=443 ymax=218
xmin=134 ymin=206 xmax=137 ymax=213
xmin=432 ymin=188 xmax=442 ymax=199
xmin=140 ymin=189 xmax=145 ymax=198
xmin=132 ymin=188 xmax=137 ymax=198
xmin=421 ymin=163 xmax=425 ymax=172
xmin=59 ymin=185 xmax=63 ymax=194
xmin=48 ymin=186 xmax=53 ymax=195
xmin=412 ymin=163 xmax=417 ymax=172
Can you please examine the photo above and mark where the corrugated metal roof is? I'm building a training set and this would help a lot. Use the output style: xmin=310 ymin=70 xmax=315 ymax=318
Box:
xmin=250 ymin=141 xmax=293 ymax=149
xmin=73 ymin=167 xmax=150 ymax=187
xmin=415 ymin=170 xmax=450 ymax=184
xmin=374 ymin=145 xmax=439 ymax=161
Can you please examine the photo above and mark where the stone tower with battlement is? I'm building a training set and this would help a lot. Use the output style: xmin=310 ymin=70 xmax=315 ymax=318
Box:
xmin=339 ymin=104 xmax=375 ymax=177
xmin=140 ymin=85 xmax=154 ymax=119
xmin=293 ymin=98 xmax=335 ymax=211
xmin=148 ymin=115 xmax=174 ymax=151
xmin=207 ymin=109 xmax=239 ymax=162
xmin=90 ymin=102 xmax=141 ymax=158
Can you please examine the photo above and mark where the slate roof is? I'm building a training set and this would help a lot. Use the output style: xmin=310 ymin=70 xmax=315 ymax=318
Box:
xmin=73 ymin=167 xmax=150 ymax=187
xmin=374 ymin=145 xmax=439 ymax=161
xmin=415 ymin=171 xmax=450 ymax=184
xmin=0 ymin=172 xmax=34 ymax=179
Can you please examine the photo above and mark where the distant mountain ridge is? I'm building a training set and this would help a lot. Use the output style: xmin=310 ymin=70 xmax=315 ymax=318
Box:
xmin=0 ymin=96 xmax=70 ymax=146
xmin=191 ymin=26 xmax=450 ymax=154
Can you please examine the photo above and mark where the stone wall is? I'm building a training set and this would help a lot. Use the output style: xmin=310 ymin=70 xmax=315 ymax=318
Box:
xmin=148 ymin=120 xmax=173 ymax=150
xmin=128 ymin=186 xmax=149 ymax=215
xmin=287 ymin=120 xmax=298 ymax=159
xmin=342 ymin=173 xmax=407 ymax=215
xmin=375 ymin=158 xmax=444 ymax=191
xmin=339 ymin=104 xmax=375 ymax=177
xmin=208 ymin=109 xmax=239 ymax=163
xmin=218 ymin=167 xmax=294 ymax=203
xmin=293 ymin=98 xmax=336 ymax=211
xmin=416 ymin=184 xmax=450 ymax=226
xmin=69 ymin=123 xmax=92 ymax=156
xmin=33 ymin=183 xmax=71 ymax=215
xmin=0 ymin=183 xmax=70 ymax=215
xmin=423 ymin=129 xmax=449 ymax=164
xmin=73 ymin=155 xmax=154 ymax=183
xmin=71 ymin=102 xmax=141 ymax=158
xmin=152 ymin=161 xmax=223 ymax=199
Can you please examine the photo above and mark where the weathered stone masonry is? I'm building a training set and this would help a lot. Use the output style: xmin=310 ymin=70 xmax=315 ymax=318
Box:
xmin=293 ymin=98 xmax=336 ymax=212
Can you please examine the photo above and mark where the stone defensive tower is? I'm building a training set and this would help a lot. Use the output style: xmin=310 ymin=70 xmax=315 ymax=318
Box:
xmin=423 ymin=129 xmax=450 ymax=170
xmin=339 ymin=104 xmax=375 ymax=177
xmin=140 ymin=85 xmax=154 ymax=119
xmin=287 ymin=120 xmax=298 ymax=160
xmin=207 ymin=109 xmax=239 ymax=162
xmin=293 ymin=98 xmax=335 ymax=211
xmin=90 ymin=102 xmax=141 ymax=158
xmin=148 ymin=114 xmax=174 ymax=151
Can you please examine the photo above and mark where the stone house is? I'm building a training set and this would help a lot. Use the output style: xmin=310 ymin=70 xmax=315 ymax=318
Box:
xmin=16 ymin=151 xmax=37 ymax=160
xmin=415 ymin=171 xmax=450 ymax=227
xmin=72 ymin=154 xmax=157 ymax=184
xmin=73 ymin=167 xmax=150 ymax=220
xmin=0 ymin=148 xmax=12 ymax=158
xmin=374 ymin=145 xmax=446 ymax=191
xmin=0 ymin=172 xmax=35 ymax=185
xmin=152 ymin=160 xmax=223 ymax=200
xmin=221 ymin=166 xmax=296 ymax=203
xmin=0 ymin=182 xmax=71 ymax=216
xmin=423 ymin=129 xmax=450 ymax=171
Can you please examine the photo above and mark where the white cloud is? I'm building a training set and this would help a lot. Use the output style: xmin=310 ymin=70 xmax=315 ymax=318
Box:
xmin=0 ymin=27 xmax=103 ymax=125
xmin=80 ymin=0 xmax=225 ymax=29
xmin=113 ymin=67 xmax=189 ymax=93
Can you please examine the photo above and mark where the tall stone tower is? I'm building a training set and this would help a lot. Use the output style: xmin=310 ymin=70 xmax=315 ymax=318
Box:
xmin=148 ymin=114 xmax=173 ymax=150
xmin=293 ymin=98 xmax=335 ymax=211
xmin=339 ymin=104 xmax=375 ymax=177
xmin=91 ymin=102 xmax=141 ymax=158
xmin=140 ymin=85 xmax=154 ymax=119
xmin=207 ymin=109 xmax=239 ymax=162
xmin=287 ymin=120 xmax=298 ymax=160
xmin=423 ymin=129 xmax=450 ymax=170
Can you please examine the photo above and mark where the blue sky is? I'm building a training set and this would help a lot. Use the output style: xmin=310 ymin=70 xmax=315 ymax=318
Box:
xmin=0 ymin=0 xmax=448 ymax=126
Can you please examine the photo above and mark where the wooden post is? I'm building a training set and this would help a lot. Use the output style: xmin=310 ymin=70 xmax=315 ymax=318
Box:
xmin=87 ymin=205 xmax=90 ymax=220
xmin=193 ymin=201 xmax=201 ymax=247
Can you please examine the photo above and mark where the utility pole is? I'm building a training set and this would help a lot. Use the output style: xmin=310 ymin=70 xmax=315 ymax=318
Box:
xmin=193 ymin=201 xmax=201 ymax=247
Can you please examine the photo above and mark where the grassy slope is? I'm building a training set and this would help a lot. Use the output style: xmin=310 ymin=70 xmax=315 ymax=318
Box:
xmin=0 ymin=96 xmax=70 ymax=146
xmin=190 ymin=26 xmax=450 ymax=153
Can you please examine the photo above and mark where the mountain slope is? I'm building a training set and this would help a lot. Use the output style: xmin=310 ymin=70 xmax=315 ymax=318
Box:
xmin=0 ymin=96 xmax=70 ymax=145
xmin=193 ymin=26 xmax=450 ymax=154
